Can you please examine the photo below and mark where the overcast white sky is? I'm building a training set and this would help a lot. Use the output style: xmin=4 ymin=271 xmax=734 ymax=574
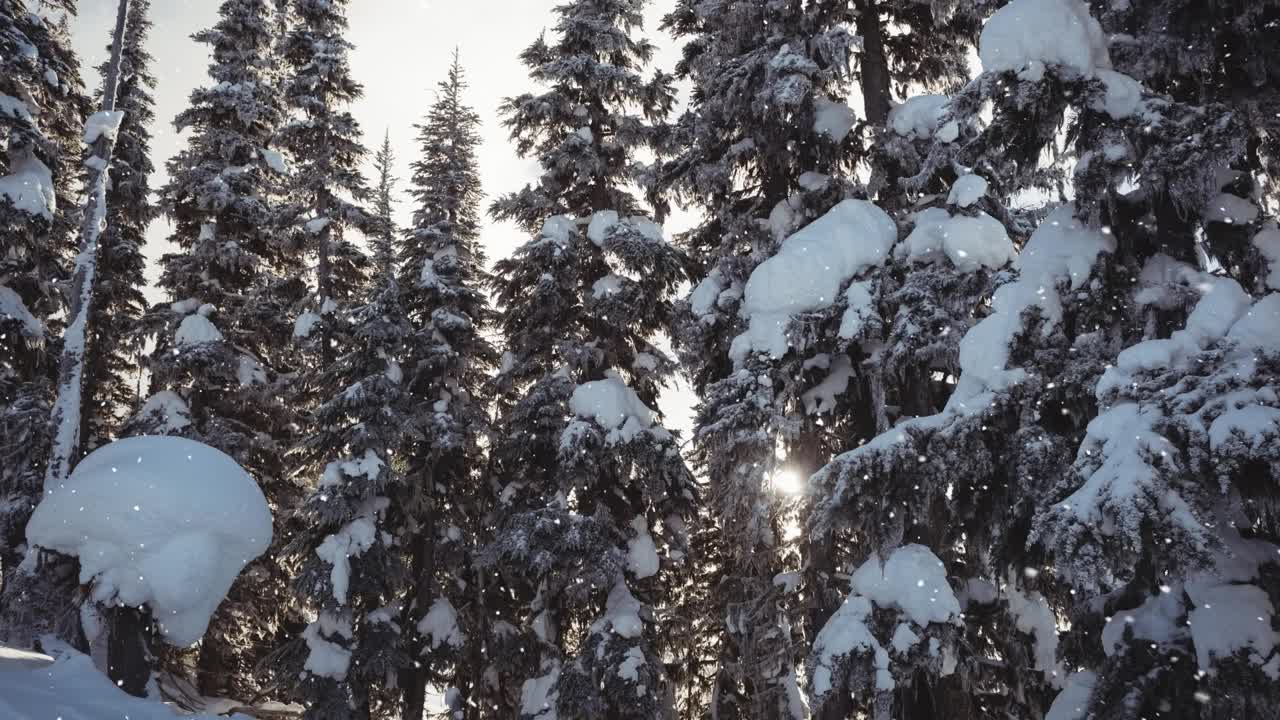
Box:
xmin=69 ymin=0 xmax=697 ymax=433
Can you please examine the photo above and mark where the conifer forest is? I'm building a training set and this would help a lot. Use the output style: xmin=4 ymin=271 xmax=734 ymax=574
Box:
xmin=1 ymin=0 xmax=1279 ymax=718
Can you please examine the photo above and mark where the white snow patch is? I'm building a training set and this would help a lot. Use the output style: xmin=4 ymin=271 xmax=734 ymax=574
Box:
xmin=0 ymin=285 xmax=42 ymax=338
xmin=0 ymin=642 xmax=249 ymax=719
xmin=731 ymin=199 xmax=896 ymax=363
xmin=850 ymin=544 xmax=960 ymax=626
xmin=175 ymin=312 xmax=223 ymax=346
xmin=979 ymin=0 xmax=1110 ymax=76
xmin=417 ymin=598 xmax=467 ymax=649
xmin=302 ymin=622 xmax=351 ymax=680
xmin=82 ymin=110 xmax=124 ymax=145
xmin=950 ymin=207 xmax=1114 ymax=407
xmin=591 ymin=580 xmax=645 ymax=640
xmin=814 ymin=96 xmax=855 ymax=142
xmin=541 ymin=215 xmax=576 ymax=246
xmin=1006 ymin=584 xmax=1062 ymax=679
xmin=1253 ymin=226 xmax=1280 ymax=290
xmin=1045 ymin=671 xmax=1096 ymax=720
xmin=626 ymin=516 xmax=660 ymax=580
xmin=26 ymin=437 xmax=272 ymax=646
xmin=587 ymin=210 xmax=619 ymax=246
xmin=888 ymin=95 xmax=949 ymax=139
xmin=304 ymin=217 xmax=331 ymax=235
xmin=0 ymin=148 xmax=56 ymax=220
xmin=838 ymin=280 xmax=876 ymax=339
xmin=810 ymin=595 xmax=891 ymax=697
xmin=1187 ymin=583 xmax=1277 ymax=672
xmin=802 ymin=354 xmax=854 ymax=415
xmin=315 ymin=508 xmax=382 ymax=606
xmin=520 ymin=665 xmax=560 ymax=719
xmin=947 ymin=174 xmax=988 ymax=208
xmin=260 ymin=148 xmax=288 ymax=174
xmin=568 ymin=374 xmax=656 ymax=442
xmin=293 ymin=311 xmax=321 ymax=339
xmin=137 ymin=391 xmax=192 ymax=434
xmin=899 ymin=207 xmax=1014 ymax=272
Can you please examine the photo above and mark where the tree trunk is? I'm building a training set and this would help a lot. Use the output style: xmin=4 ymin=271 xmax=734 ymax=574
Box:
xmin=400 ymin=471 xmax=437 ymax=720
xmin=856 ymin=0 xmax=892 ymax=127
xmin=108 ymin=606 xmax=151 ymax=697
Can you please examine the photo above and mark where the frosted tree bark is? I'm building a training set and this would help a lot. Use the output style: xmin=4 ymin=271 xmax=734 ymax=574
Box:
xmin=43 ymin=0 xmax=131 ymax=489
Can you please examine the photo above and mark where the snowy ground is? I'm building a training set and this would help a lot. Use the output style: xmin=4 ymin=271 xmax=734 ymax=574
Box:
xmin=0 ymin=641 xmax=253 ymax=720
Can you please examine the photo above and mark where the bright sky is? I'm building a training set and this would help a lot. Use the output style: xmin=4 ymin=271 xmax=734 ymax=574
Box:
xmin=69 ymin=0 xmax=697 ymax=434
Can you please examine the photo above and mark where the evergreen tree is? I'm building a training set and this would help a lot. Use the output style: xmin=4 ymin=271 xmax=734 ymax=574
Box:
xmin=803 ymin=0 xmax=1280 ymax=718
xmin=129 ymin=0 xmax=300 ymax=699
xmin=659 ymin=2 xmax=864 ymax=715
xmin=0 ymin=0 xmax=91 ymax=649
xmin=395 ymin=53 xmax=497 ymax=720
xmin=485 ymin=3 xmax=697 ymax=717
xmin=277 ymin=268 xmax=408 ymax=720
xmin=370 ymin=130 xmax=395 ymax=277
xmin=277 ymin=0 xmax=373 ymax=367
xmin=82 ymin=0 xmax=156 ymax=451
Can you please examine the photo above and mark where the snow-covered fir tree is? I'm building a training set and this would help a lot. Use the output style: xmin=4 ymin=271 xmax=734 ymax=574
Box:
xmin=128 ymin=0 xmax=300 ymax=699
xmin=277 ymin=0 xmax=374 ymax=366
xmin=394 ymin=53 xmax=497 ymax=720
xmin=484 ymin=2 xmax=698 ymax=717
xmin=0 ymin=0 xmax=91 ymax=649
xmin=276 ymin=268 xmax=410 ymax=720
xmin=82 ymin=0 xmax=155 ymax=452
xmin=803 ymin=0 xmax=1280 ymax=718
xmin=370 ymin=130 xmax=395 ymax=277
xmin=658 ymin=2 xmax=872 ymax=715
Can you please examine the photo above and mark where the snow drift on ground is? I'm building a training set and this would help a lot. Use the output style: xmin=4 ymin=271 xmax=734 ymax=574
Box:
xmin=0 ymin=640 xmax=252 ymax=720
xmin=26 ymin=436 xmax=272 ymax=646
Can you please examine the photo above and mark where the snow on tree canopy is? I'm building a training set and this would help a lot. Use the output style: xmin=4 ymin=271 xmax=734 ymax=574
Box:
xmin=888 ymin=94 xmax=949 ymax=140
xmin=25 ymin=436 xmax=272 ymax=646
xmin=949 ymin=207 xmax=1114 ymax=408
xmin=897 ymin=206 xmax=1014 ymax=273
xmin=568 ymin=373 xmax=656 ymax=443
xmin=850 ymin=544 xmax=961 ymax=626
xmin=979 ymin=0 xmax=1109 ymax=76
xmin=814 ymin=96 xmax=855 ymax=142
xmin=0 ymin=285 xmax=43 ymax=338
xmin=730 ymin=199 xmax=896 ymax=364
xmin=0 ymin=148 xmax=57 ymax=220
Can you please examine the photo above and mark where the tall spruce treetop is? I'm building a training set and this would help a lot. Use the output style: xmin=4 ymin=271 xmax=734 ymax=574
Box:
xmin=83 ymin=0 xmax=156 ymax=452
xmin=803 ymin=0 xmax=1280 ymax=718
xmin=490 ymin=0 xmax=673 ymax=230
xmin=370 ymin=129 xmax=395 ymax=276
xmin=278 ymin=0 xmax=373 ymax=361
xmin=133 ymin=0 xmax=299 ymax=700
xmin=0 ymin=0 xmax=91 ymax=647
xmin=486 ymin=3 xmax=697 ymax=717
xmin=394 ymin=53 xmax=498 ymax=720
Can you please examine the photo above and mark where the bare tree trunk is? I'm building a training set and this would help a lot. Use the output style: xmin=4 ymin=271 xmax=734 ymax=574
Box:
xmin=401 ymin=470 xmax=437 ymax=720
xmin=108 ymin=606 xmax=151 ymax=697
xmin=44 ymin=0 xmax=130 ymax=488
xmin=855 ymin=0 xmax=892 ymax=127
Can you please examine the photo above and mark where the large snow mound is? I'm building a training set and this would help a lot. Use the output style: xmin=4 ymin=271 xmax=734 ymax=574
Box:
xmin=569 ymin=373 xmax=657 ymax=443
xmin=731 ymin=199 xmax=896 ymax=363
xmin=979 ymin=0 xmax=1110 ymax=75
xmin=0 ymin=641 xmax=252 ymax=720
xmin=27 ymin=436 xmax=272 ymax=646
